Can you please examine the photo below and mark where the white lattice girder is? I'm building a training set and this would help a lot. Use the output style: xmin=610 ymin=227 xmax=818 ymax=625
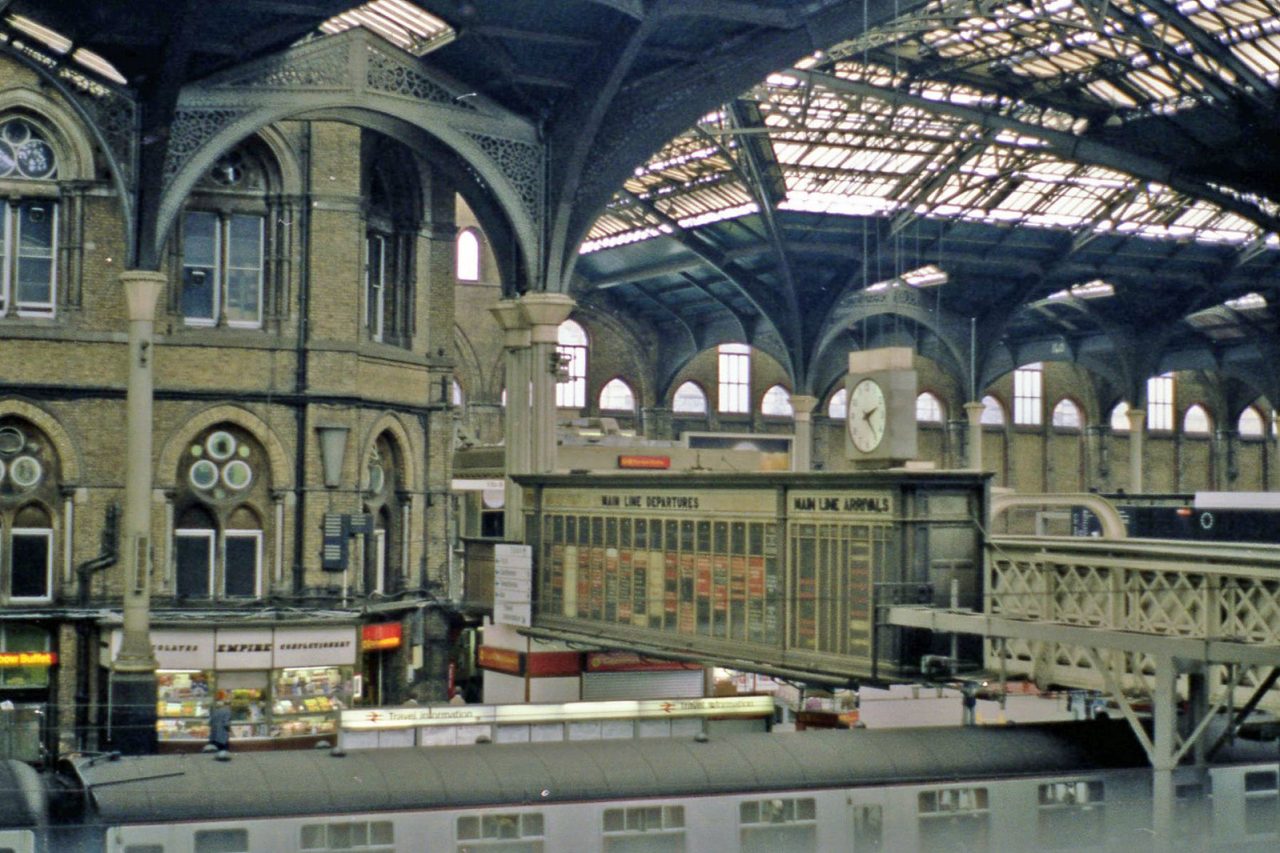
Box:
xmin=889 ymin=606 xmax=1280 ymax=670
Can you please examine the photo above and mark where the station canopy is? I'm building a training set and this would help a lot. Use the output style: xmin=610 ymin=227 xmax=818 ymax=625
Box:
xmin=6 ymin=1 xmax=1280 ymax=391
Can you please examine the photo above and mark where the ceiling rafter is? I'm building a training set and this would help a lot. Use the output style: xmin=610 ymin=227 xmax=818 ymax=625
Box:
xmin=1124 ymin=0 xmax=1275 ymax=103
xmin=618 ymin=188 xmax=788 ymax=338
xmin=789 ymin=69 xmax=1280 ymax=234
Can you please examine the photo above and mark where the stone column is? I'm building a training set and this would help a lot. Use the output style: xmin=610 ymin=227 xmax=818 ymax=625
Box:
xmin=963 ymin=401 xmax=985 ymax=471
xmin=640 ymin=406 xmax=673 ymax=441
xmin=489 ymin=301 xmax=530 ymax=539
xmin=519 ymin=293 xmax=575 ymax=474
xmin=1085 ymin=425 xmax=1110 ymax=490
xmin=1214 ymin=428 xmax=1237 ymax=488
xmin=790 ymin=395 xmax=818 ymax=471
xmin=1127 ymin=406 xmax=1146 ymax=494
xmin=111 ymin=270 xmax=165 ymax=755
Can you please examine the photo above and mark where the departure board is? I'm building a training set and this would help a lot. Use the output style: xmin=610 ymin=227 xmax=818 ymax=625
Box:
xmin=518 ymin=472 xmax=987 ymax=681
xmin=532 ymin=488 xmax=782 ymax=648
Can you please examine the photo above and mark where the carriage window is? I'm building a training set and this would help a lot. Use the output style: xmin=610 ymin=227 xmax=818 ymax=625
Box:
xmin=603 ymin=805 xmax=685 ymax=852
xmin=1037 ymin=781 xmax=1104 ymax=847
xmin=739 ymin=797 xmax=816 ymax=853
xmin=124 ymin=847 xmax=164 ymax=853
xmin=301 ymin=820 xmax=394 ymax=851
xmin=457 ymin=812 xmax=544 ymax=851
xmin=853 ymin=804 xmax=882 ymax=851
xmin=193 ymin=828 xmax=249 ymax=853
xmin=1245 ymin=771 xmax=1278 ymax=835
xmin=918 ymin=787 xmax=989 ymax=852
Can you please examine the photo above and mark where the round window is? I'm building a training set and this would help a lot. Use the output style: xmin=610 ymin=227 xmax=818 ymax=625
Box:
xmin=222 ymin=459 xmax=253 ymax=491
xmin=190 ymin=459 xmax=219 ymax=490
xmin=206 ymin=431 xmax=236 ymax=461
xmin=10 ymin=455 xmax=42 ymax=488
xmin=0 ymin=427 xmax=24 ymax=454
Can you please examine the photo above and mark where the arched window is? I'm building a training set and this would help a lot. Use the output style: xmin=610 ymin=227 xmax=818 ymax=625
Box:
xmin=1147 ymin=373 xmax=1174 ymax=431
xmin=0 ymin=419 xmax=59 ymax=602
xmin=1051 ymin=398 xmax=1082 ymax=429
xmin=451 ymin=379 xmax=464 ymax=407
xmin=174 ymin=425 xmax=269 ymax=600
xmin=916 ymin=392 xmax=944 ymax=423
xmin=556 ymin=320 xmax=588 ymax=408
xmin=456 ymin=228 xmax=481 ymax=281
xmin=761 ymin=385 xmax=793 ymax=417
xmin=0 ymin=116 xmax=59 ymax=319
xmin=827 ymin=388 xmax=848 ymax=419
xmin=180 ymin=140 xmax=279 ymax=330
xmin=1239 ymin=406 xmax=1265 ymax=438
xmin=1110 ymin=402 xmax=1130 ymax=432
xmin=599 ymin=378 xmax=635 ymax=412
xmin=980 ymin=395 xmax=1005 ymax=426
xmin=1014 ymin=363 xmax=1042 ymax=425
xmin=361 ymin=140 xmax=421 ymax=346
xmin=1183 ymin=404 xmax=1211 ymax=436
xmin=672 ymin=381 xmax=707 ymax=414
xmin=718 ymin=343 xmax=751 ymax=414
xmin=363 ymin=433 xmax=405 ymax=596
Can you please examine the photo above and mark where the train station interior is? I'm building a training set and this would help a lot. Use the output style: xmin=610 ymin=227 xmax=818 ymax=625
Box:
xmin=0 ymin=1 xmax=1279 ymax=850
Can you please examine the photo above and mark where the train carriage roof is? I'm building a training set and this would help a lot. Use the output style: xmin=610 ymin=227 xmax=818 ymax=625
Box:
xmin=0 ymin=759 xmax=45 ymax=828
xmin=74 ymin=722 xmax=1150 ymax=825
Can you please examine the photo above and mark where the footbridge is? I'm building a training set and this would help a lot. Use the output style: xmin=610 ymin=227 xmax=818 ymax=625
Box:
xmin=889 ymin=495 xmax=1280 ymax=845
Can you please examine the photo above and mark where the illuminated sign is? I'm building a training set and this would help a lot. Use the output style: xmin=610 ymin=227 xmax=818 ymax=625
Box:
xmin=341 ymin=695 xmax=775 ymax=730
xmin=0 ymin=651 xmax=56 ymax=667
xmin=618 ymin=455 xmax=671 ymax=470
xmin=477 ymin=645 xmax=523 ymax=675
xmin=361 ymin=622 xmax=402 ymax=652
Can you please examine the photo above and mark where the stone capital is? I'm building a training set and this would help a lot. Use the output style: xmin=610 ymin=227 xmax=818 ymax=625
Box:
xmin=790 ymin=395 xmax=818 ymax=421
xmin=121 ymin=270 xmax=166 ymax=322
xmin=519 ymin=293 xmax=575 ymax=344
xmin=489 ymin=300 xmax=531 ymax=349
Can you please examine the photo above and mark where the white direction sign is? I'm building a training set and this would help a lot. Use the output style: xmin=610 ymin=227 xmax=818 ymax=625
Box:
xmin=493 ymin=543 xmax=533 ymax=627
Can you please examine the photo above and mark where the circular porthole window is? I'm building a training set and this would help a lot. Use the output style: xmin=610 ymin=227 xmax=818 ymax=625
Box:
xmin=190 ymin=459 xmax=219 ymax=490
xmin=0 ymin=427 xmax=24 ymax=454
xmin=206 ymin=431 xmax=237 ymax=461
xmin=222 ymin=459 xmax=253 ymax=491
xmin=10 ymin=455 xmax=42 ymax=488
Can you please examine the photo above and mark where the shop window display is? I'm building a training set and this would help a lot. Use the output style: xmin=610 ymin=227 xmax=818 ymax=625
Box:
xmin=155 ymin=665 xmax=354 ymax=744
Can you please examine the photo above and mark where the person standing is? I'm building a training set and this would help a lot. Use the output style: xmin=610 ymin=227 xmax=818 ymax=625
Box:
xmin=208 ymin=700 xmax=232 ymax=751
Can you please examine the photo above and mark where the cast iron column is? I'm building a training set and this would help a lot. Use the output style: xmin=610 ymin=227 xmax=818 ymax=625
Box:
xmin=110 ymin=270 xmax=164 ymax=755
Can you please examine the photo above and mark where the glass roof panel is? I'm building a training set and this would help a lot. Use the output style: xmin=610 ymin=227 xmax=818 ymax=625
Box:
xmin=320 ymin=0 xmax=453 ymax=56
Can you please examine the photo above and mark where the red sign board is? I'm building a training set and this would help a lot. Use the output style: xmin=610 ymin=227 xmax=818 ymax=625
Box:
xmin=618 ymin=455 xmax=671 ymax=469
xmin=361 ymin=622 xmax=402 ymax=652
xmin=586 ymin=651 xmax=700 ymax=672
xmin=526 ymin=650 xmax=582 ymax=677
xmin=477 ymin=645 xmax=523 ymax=675
xmin=0 ymin=651 xmax=56 ymax=668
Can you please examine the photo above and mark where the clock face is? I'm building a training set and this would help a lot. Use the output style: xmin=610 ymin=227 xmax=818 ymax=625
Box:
xmin=848 ymin=377 xmax=887 ymax=453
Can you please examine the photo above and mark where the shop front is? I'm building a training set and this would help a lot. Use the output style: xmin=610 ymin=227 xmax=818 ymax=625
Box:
xmin=0 ymin=623 xmax=56 ymax=763
xmin=105 ymin=624 xmax=358 ymax=752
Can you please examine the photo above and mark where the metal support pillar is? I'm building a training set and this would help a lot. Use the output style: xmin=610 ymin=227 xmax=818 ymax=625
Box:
xmin=519 ymin=294 xmax=574 ymax=475
xmin=110 ymin=270 xmax=165 ymax=755
xmin=1127 ymin=407 xmax=1145 ymax=494
xmin=489 ymin=301 xmax=530 ymax=540
xmin=963 ymin=401 xmax=985 ymax=471
xmin=790 ymin=395 xmax=817 ymax=471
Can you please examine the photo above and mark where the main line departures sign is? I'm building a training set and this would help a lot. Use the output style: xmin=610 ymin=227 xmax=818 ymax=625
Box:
xmin=515 ymin=472 xmax=988 ymax=683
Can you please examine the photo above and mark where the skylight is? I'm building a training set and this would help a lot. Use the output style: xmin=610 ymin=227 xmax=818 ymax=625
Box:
xmin=320 ymin=0 xmax=453 ymax=56
xmin=1048 ymin=279 xmax=1115 ymax=300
